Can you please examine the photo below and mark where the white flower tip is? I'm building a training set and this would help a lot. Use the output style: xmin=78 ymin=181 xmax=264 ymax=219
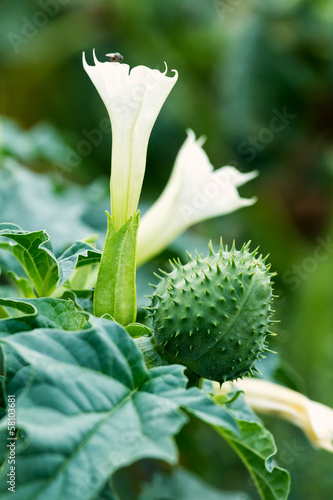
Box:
xmin=197 ymin=135 xmax=206 ymax=147
xmin=93 ymin=48 xmax=99 ymax=65
xmin=218 ymin=166 xmax=259 ymax=188
xmin=185 ymin=128 xmax=196 ymax=140
xmin=243 ymin=169 xmax=259 ymax=183
xmin=82 ymin=49 xmax=97 ymax=69
xmin=82 ymin=51 xmax=92 ymax=74
xmin=185 ymin=128 xmax=206 ymax=147
xmin=171 ymin=68 xmax=178 ymax=79
xmin=244 ymin=195 xmax=258 ymax=206
xmin=162 ymin=62 xmax=178 ymax=80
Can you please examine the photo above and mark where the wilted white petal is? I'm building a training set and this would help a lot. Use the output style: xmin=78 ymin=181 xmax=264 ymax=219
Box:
xmin=214 ymin=378 xmax=333 ymax=453
xmin=137 ymin=129 xmax=258 ymax=266
xmin=83 ymin=51 xmax=178 ymax=229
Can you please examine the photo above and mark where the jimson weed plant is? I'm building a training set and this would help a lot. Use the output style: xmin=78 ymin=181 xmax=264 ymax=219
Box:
xmin=0 ymin=51 xmax=332 ymax=500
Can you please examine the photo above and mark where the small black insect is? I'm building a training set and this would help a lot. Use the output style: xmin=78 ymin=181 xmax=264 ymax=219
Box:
xmin=106 ymin=52 xmax=124 ymax=63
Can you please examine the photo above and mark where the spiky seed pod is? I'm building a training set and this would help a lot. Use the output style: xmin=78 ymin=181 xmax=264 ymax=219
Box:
xmin=147 ymin=242 xmax=275 ymax=383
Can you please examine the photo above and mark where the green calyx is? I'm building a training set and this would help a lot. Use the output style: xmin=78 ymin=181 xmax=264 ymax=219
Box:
xmin=146 ymin=241 xmax=276 ymax=383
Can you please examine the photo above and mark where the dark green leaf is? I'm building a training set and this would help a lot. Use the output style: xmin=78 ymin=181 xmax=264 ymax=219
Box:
xmin=0 ymin=223 xmax=58 ymax=297
xmin=0 ymin=318 xmax=237 ymax=500
xmin=215 ymin=391 xmax=290 ymax=500
xmin=0 ymin=297 xmax=88 ymax=333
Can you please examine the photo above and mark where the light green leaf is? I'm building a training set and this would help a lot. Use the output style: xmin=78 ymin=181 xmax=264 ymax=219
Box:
xmin=0 ymin=225 xmax=101 ymax=296
xmin=7 ymin=271 xmax=35 ymax=297
xmin=139 ymin=466 xmax=252 ymax=500
xmin=215 ymin=391 xmax=290 ymax=500
xmin=0 ymin=306 xmax=9 ymax=319
xmin=0 ymin=297 xmax=88 ymax=333
xmin=93 ymin=212 xmax=139 ymax=325
xmin=0 ymin=318 xmax=238 ymax=500
xmin=57 ymin=240 xmax=102 ymax=285
xmin=0 ymin=297 xmax=35 ymax=318
xmin=0 ymin=223 xmax=58 ymax=297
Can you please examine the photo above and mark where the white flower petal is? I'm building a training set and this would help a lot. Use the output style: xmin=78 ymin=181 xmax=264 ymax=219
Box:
xmin=214 ymin=378 xmax=333 ymax=453
xmin=216 ymin=166 xmax=259 ymax=188
xmin=136 ymin=130 xmax=257 ymax=266
xmin=83 ymin=51 xmax=178 ymax=229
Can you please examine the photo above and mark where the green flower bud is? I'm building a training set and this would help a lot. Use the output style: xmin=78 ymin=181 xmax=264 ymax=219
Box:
xmin=146 ymin=242 xmax=276 ymax=383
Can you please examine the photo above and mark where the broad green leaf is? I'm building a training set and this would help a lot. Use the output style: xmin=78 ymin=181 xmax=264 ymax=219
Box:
xmin=0 ymin=223 xmax=58 ymax=297
xmin=94 ymin=212 xmax=139 ymax=325
xmin=215 ymin=391 xmax=290 ymax=500
xmin=0 ymin=318 xmax=237 ymax=500
xmin=0 ymin=297 xmax=88 ymax=333
xmin=57 ymin=240 xmax=101 ymax=285
xmin=139 ymin=466 xmax=252 ymax=500
xmin=0 ymin=158 xmax=105 ymax=253
xmin=140 ymin=366 xmax=237 ymax=431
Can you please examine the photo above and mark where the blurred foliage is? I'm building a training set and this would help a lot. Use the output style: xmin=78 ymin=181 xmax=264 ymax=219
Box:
xmin=1 ymin=0 xmax=333 ymax=498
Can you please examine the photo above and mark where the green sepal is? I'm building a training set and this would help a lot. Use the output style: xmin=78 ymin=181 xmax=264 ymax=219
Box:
xmin=125 ymin=323 xmax=153 ymax=338
xmin=93 ymin=211 xmax=139 ymax=326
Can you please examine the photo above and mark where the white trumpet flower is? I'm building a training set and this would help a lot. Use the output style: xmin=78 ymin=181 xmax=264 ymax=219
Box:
xmin=215 ymin=378 xmax=333 ymax=452
xmin=136 ymin=129 xmax=258 ymax=266
xmin=83 ymin=50 xmax=178 ymax=230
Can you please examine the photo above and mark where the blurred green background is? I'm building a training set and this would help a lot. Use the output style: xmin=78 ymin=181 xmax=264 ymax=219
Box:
xmin=1 ymin=0 xmax=333 ymax=498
